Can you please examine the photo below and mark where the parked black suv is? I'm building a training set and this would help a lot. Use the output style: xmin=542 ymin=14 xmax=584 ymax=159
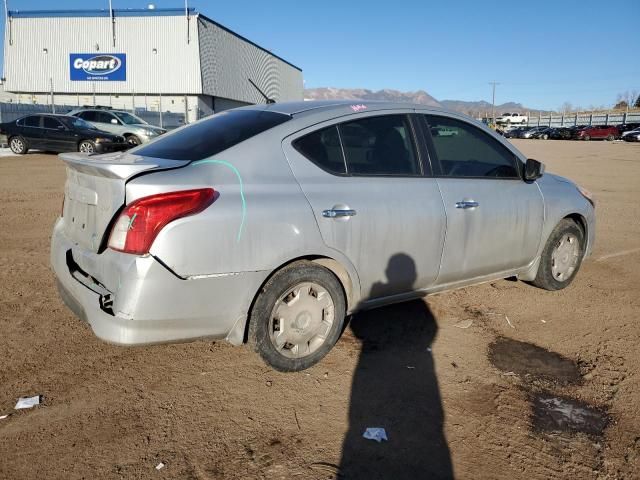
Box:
xmin=0 ymin=114 xmax=129 ymax=155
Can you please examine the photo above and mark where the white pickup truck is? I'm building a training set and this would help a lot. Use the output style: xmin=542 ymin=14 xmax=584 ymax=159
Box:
xmin=496 ymin=112 xmax=528 ymax=124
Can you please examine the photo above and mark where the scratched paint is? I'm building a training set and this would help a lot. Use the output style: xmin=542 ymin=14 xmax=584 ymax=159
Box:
xmin=192 ymin=159 xmax=246 ymax=242
xmin=127 ymin=213 xmax=137 ymax=230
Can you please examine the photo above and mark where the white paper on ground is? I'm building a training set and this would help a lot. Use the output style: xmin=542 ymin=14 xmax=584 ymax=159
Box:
xmin=15 ymin=396 xmax=41 ymax=410
xmin=0 ymin=414 xmax=9 ymax=420
xmin=363 ymin=427 xmax=388 ymax=442
xmin=155 ymin=462 xmax=165 ymax=470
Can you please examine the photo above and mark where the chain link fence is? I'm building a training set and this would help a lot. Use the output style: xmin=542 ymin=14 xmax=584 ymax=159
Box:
xmin=0 ymin=102 xmax=187 ymax=129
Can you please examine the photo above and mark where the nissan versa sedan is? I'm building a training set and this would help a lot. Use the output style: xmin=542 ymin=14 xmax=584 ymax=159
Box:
xmin=51 ymin=101 xmax=596 ymax=372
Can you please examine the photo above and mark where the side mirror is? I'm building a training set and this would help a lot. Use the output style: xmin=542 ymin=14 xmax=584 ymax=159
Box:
xmin=110 ymin=118 xmax=119 ymax=125
xmin=524 ymin=158 xmax=545 ymax=181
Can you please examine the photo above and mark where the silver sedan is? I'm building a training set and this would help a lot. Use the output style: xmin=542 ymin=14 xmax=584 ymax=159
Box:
xmin=51 ymin=101 xmax=596 ymax=371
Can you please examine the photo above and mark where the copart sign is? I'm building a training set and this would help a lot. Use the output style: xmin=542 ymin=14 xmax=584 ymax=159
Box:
xmin=70 ymin=54 xmax=126 ymax=81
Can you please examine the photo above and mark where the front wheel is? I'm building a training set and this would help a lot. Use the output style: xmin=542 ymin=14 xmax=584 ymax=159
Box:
xmin=607 ymin=134 xmax=614 ymax=141
xmin=583 ymin=134 xmax=591 ymax=141
xmin=9 ymin=136 xmax=28 ymax=154
xmin=533 ymin=219 xmax=585 ymax=291
xmin=542 ymin=134 xmax=549 ymax=140
xmin=78 ymin=140 xmax=96 ymax=154
xmin=126 ymin=135 xmax=141 ymax=147
xmin=249 ymin=261 xmax=346 ymax=372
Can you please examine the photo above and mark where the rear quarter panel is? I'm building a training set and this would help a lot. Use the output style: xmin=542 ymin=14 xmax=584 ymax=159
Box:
xmin=126 ymin=130 xmax=360 ymax=288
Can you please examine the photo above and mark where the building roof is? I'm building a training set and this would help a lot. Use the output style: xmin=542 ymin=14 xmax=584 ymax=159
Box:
xmin=8 ymin=8 xmax=302 ymax=72
xmin=8 ymin=8 xmax=196 ymax=18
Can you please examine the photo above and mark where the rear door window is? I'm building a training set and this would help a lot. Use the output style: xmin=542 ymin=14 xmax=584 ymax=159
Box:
xmin=136 ymin=109 xmax=291 ymax=161
xmin=43 ymin=117 xmax=63 ymax=129
xmin=78 ymin=111 xmax=98 ymax=122
xmin=24 ymin=116 xmax=41 ymax=127
xmin=339 ymin=115 xmax=420 ymax=176
xmin=293 ymin=126 xmax=346 ymax=175
xmin=425 ymin=115 xmax=520 ymax=178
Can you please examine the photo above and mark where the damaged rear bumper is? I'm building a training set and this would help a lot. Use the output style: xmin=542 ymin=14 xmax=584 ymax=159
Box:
xmin=50 ymin=218 xmax=269 ymax=346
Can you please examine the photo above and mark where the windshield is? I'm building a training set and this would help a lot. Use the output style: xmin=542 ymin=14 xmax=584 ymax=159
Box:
xmin=113 ymin=111 xmax=147 ymax=125
xmin=62 ymin=116 xmax=97 ymax=130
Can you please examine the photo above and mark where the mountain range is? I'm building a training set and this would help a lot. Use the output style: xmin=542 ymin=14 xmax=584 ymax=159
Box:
xmin=303 ymin=87 xmax=548 ymax=116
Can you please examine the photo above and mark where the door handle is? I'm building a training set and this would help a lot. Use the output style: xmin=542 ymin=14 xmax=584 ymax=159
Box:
xmin=455 ymin=201 xmax=479 ymax=209
xmin=322 ymin=209 xmax=357 ymax=218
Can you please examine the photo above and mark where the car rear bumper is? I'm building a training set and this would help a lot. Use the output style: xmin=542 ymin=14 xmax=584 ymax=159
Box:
xmin=50 ymin=218 xmax=269 ymax=346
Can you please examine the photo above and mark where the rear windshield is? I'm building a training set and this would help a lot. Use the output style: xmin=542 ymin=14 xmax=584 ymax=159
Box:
xmin=135 ymin=109 xmax=291 ymax=161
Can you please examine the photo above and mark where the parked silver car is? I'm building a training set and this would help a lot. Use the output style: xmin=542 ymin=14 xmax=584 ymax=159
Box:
xmin=68 ymin=108 xmax=166 ymax=146
xmin=51 ymin=101 xmax=595 ymax=371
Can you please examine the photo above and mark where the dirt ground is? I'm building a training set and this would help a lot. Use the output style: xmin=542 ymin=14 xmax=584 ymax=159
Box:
xmin=1 ymin=140 xmax=639 ymax=479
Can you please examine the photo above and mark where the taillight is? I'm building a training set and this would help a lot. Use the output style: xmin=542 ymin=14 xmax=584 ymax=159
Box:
xmin=108 ymin=188 xmax=215 ymax=255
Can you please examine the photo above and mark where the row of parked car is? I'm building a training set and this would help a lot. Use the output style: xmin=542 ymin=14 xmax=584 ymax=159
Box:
xmin=496 ymin=123 xmax=640 ymax=142
xmin=0 ymin=107 xmax=167 ymax=155
xmin=501 ymin=123 xmax=640 ymax=142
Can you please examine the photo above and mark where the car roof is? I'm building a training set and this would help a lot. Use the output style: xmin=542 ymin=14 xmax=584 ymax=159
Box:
xmin=21 ymin=113 xmax=72 ymax=117
xmin=237 ymin=100 xmax=479 ymax=123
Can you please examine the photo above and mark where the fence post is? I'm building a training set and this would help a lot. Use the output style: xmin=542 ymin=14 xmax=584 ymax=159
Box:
xmin=561 ymin=114 xmax=564 ymax=126
xmin=589 ymin=114 xmax=593 ymax=126
xmin=605 ymin=113 xmax=609 ymax=126
xmin=623 ymin=112 xmax=627 ymax=124
xmin=159 ymin=93 xmax=163 ymax=129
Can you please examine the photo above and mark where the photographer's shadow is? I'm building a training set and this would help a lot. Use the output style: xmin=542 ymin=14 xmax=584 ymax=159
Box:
xmin=339 ymin=254 xmax=453 ymax=479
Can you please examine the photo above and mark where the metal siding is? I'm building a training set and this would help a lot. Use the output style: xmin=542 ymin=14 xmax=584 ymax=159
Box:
xmin=198 ymin=18 xmax=303 ymax=103
xmin=4 ymin=16 xmax=201 ymax=94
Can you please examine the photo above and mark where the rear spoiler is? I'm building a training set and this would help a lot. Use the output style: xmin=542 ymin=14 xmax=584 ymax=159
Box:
xmin=59 ymin=152 xmax=187 ymax=180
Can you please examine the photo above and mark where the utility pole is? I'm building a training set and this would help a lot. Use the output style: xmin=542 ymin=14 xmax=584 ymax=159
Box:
xmin=489 ymin=81 xmax=500 ymax=126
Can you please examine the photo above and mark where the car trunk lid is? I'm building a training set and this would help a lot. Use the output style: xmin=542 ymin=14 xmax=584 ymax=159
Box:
xmin=60 ymin=150 xmax=187 ymax=252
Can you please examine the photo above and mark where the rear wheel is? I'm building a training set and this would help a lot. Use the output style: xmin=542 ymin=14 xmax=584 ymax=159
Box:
xmin=249 ymin=261 xmax=346 ymax=372
xmin=533 ymin=219 xmax=585 ymax=291
xmin=607 ymin=134 xmax=614 ymax=141
xmin=542 ymin=134 xmax=549 ymax=140
xmin=9 ymin=136 xmax=28 ymax=154
xmin=78 ymin=140 xmax=96 ymax=154
xmin=126 ymin=135 xmax=141 ymax=147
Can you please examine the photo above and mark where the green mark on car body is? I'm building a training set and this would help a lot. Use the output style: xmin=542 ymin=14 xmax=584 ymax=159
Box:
xmin=127 ymin=213 xmax=137 ymax=230
xmin=192 ymin=159 xmax=246 ymax=242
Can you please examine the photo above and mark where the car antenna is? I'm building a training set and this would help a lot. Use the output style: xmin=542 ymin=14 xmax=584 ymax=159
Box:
xmin=248 ymin=78 xmax=275 ymax=104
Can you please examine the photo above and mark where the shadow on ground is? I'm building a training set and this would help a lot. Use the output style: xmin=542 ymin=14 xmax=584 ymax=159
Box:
xmin=339 ymin=254 xmax=453 ymax=479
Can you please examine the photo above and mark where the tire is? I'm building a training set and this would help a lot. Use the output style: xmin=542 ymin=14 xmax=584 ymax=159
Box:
xmin=607 ymin=134 xmax=614 ymax=141
xmin=583 ymin=135 xmax=590 ymax=141
xmin=542 ymin=134 xmax=549 ymax=140
xmin=9 ymin=136 xmax=28 ymax=155
xmin=126 ymin=135 xmax=141 ymax=147
xmin=533 ymin=219 xmax=585 ymax=291
xmin=248 ymin=261 xmax=346 ymax=372
xmin=78 ymin=140 xmax=96 ymax=154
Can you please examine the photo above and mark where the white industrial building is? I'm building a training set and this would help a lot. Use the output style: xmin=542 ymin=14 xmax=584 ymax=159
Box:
xmin=2 ymin=7 xmax=303 ymax=123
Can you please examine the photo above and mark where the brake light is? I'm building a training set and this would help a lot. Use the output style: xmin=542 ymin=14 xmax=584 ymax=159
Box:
xmin=108 ymin=188 xmax=215 ymax=255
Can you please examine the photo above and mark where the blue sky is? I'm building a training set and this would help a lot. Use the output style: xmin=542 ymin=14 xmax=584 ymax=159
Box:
xmin=2 ymin=0 xmax=639 ymax=110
